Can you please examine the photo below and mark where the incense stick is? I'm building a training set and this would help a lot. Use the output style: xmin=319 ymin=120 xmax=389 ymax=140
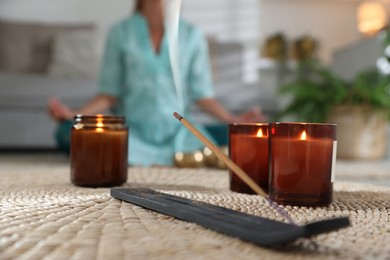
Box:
xmin=173 ymin=112 xmax=267 ymax=197
xmin=173 ymin=112 xmax=296 ymax=225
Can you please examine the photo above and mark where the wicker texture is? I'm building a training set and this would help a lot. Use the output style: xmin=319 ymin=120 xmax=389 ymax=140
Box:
xmin=1 ymin=156 xmax=390 ymax=259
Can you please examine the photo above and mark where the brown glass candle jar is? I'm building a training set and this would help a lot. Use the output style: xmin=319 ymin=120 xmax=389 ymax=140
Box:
xmin=70 ymin=115 xmax=128 ymax=187
xmin=228 ymin=123 xmax=269 ymax=194
xmin=269 ymin=122 xmax=337 ymax=206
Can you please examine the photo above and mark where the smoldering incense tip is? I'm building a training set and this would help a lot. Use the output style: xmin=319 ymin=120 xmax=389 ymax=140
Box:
xmin=173 ymin=112 xmax=183 ymax=121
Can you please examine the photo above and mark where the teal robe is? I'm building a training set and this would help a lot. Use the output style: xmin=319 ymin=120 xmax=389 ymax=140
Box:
xmin=99 ymin=12 xmax=215 ymax=166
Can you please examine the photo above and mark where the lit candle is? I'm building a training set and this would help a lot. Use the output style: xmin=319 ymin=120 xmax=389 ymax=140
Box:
xmin=269 ymin=122 xmax=337 ymax=206
xmin=228 ymin=123 xmax=269 ymax=194
xmin=71 ymin=115 xmax=128 ymax=187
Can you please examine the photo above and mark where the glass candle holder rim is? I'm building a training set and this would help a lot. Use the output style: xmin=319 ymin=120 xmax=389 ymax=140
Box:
xmin=73 ymin=114 xmax=127 ymax=130
xmin=229 ymin=122 xmax=269 ymax=127
xmin=74 ymin=114 xmax=126 ymax=121
xmin=271 ymin=122 xmax=337 ymax=127
xmin=270 ymin=122 xmax=336 ymax=140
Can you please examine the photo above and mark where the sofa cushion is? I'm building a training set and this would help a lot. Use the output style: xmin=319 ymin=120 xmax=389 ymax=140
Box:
xmin=0 ymin=20 xmax=94 ymax=73
xmin=47 ymin=30 xmax=102 ymax=79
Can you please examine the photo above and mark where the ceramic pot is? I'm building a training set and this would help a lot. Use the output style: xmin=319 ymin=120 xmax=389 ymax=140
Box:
xmin=327 ymin=105 xmax=388 ymax=160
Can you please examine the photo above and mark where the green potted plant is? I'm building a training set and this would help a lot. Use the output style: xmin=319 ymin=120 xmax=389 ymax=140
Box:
xmin=276 ymin=60 xmax=390 ymax=160
xmin=276 ymin=59 xmax=348 ymax=123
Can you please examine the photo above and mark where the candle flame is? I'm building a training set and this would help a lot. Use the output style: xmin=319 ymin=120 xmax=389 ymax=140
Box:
xmin=96 ymin=115 xmax=104 ymax=130
xmin=256 ymin=129 xmax=263 ymax=137
xmin=300 ymin=130 xmax=307 ymax=140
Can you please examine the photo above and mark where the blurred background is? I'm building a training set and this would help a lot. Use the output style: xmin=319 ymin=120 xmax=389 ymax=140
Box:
xmin=0 ymin=0 xmax=389 ymax=160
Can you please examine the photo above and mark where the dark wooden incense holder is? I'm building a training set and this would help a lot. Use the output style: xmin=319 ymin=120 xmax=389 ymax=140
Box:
xmin=111 ymin=188 xmax=350 ymax=247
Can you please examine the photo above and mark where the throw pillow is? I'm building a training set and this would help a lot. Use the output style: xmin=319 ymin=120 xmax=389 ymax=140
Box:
xmin=0 ymin=20 xmax=95 ymax=73
xmin=48 ymin=30 xmax=102 ymax=79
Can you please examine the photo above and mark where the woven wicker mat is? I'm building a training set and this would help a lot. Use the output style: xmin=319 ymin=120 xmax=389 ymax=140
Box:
xmin=1 ymin=161 xmax=390 ymax=259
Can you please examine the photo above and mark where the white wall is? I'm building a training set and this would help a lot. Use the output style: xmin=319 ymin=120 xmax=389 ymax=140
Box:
xmin=0 ymin=0 xmax=259 ymax=42
xmin=259 ymin=0 xmax=362 ymax=64
xmin=0 ymin=0 xmax=262 ymax=82
xmin=0 ymin=0 xmax=377 ymax=81
xmin=181 ymin=0 xmax=261 ymax=83
xmin=182 ymin=0 xmax=260 ymax=43
xmin=0 ymin=0 xmax=133 ymax=33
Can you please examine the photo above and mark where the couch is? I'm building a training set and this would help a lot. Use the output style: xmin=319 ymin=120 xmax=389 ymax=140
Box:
xmin=0 ymin=20 xmax=102 ymax=149
xmin=0 ymin=20 xmax=270 ymax=149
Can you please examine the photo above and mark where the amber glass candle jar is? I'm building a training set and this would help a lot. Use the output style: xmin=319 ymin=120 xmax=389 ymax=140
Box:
xmin=70 ymin=115 xmax=128 ymax=187
xmin=228 ymin=123 xmax=269 ymax=194
xmin=269 ymin=122 xmax=337 ymax=206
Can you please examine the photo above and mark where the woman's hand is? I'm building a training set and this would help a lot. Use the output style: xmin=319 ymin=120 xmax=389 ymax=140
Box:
xmin=48 ymin=97 xmax=75 ymax=122
xmin=196 ymin=98 xmax=266 ymax=123
xmin=232 ymin=106 xmax=266 ymax=123
xmin=48 ymin=94 xmax=117 ymax=122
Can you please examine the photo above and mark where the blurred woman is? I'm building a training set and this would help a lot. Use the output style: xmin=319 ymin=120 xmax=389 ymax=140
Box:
xmin=48 ymin=0 xmax=263 ymax=166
